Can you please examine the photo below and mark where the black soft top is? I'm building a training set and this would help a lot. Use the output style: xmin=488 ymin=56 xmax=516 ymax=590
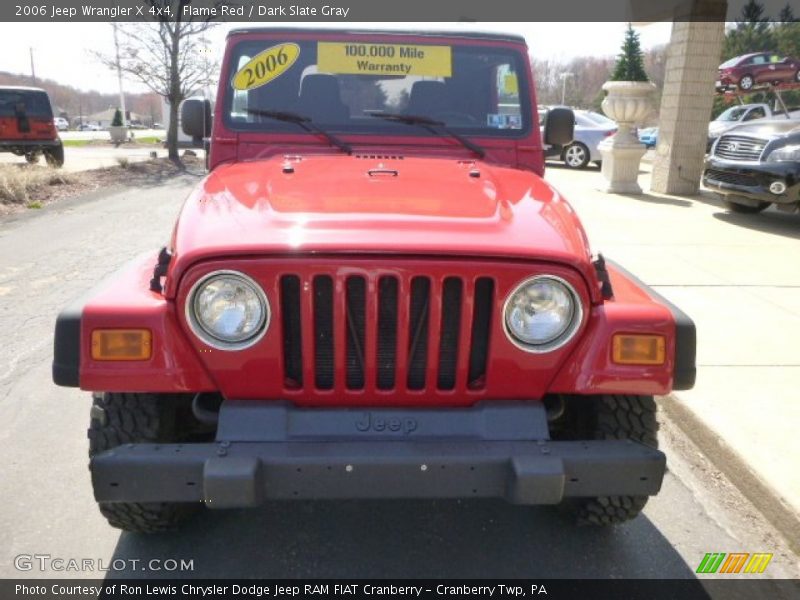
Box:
xmin=0 ymin=86 xmax=48 ymax=93
xmin=0 ymin=87 xmax=53 ymax=117
xmin=227 ymin=27 xmax=526 ymax=44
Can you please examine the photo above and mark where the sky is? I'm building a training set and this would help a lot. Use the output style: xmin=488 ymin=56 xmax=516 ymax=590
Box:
xmin=0 ymin=22 xmax=674 ymax=94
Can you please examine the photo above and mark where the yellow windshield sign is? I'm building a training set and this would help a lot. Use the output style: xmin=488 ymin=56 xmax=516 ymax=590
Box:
xmin=232 ymin=43 xmax=300 ymax=91
xmin=318 ymin=42 xmax=452 ymax=77
xmin=503 ymin=73 xmax=519 ymax=96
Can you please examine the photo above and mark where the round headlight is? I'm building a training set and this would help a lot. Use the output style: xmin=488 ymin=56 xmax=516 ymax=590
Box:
xmin=503 ymin=275 xmax=582 ymax=352
xmin=187 ymin=271 xmax=269 ymax=350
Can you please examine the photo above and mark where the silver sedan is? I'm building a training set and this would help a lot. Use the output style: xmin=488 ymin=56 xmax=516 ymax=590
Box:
xmin=542 ymin=109 xmax=617 ymax=169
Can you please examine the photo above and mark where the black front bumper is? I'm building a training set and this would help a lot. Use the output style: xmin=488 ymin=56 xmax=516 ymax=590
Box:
xmin=0 ymin=138 xmax=62 ymax=153
xmin=703 ymin=157 xmax=800 ymax=205
xmin=91 ymin=402 xmax=666 ymax=507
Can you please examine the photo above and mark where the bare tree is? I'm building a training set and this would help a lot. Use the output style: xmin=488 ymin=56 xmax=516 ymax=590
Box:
xmin=94 ymin=1 xmax=220 ymax=160
xmin=533 ymin=46 xmax=666 ymax=119
xmin=531 ymin=57 xmax=558 ymax=105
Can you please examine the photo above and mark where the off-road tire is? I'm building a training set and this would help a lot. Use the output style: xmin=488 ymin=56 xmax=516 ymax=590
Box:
xmin=44 ymin=144 xmax=64 ymax=168
xmin=24 ymin=152 xmax=39 ymax=164
xmin=723 ymin=198 xmax=771 ymax=214
xmin=88 ymin=392 xmax=198 ymax=533
xmin=556 ymin=394 xmax=658 ymax=525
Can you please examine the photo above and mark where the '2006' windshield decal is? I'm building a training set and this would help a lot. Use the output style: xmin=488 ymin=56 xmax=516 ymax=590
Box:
xmin=232 ymin=43 xmax=301 ymax=91
xmin=317 ymin=42 xmax=452 ymax=77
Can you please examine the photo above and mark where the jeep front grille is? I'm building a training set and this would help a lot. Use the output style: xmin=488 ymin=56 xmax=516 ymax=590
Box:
xmin=714 ymin=135 xmax=767 ymax=162
xmin=279 ymin=275 xmax=303 ymax=387
xmin=278 ymin=272 xmax=494 ymax=394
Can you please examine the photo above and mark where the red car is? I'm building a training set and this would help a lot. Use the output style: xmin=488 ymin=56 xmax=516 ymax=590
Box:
xmin=717 ymin=52 xmax=800 ymax=91
xmin=53 ymin=28 xmax=695 ymax=532
xmin=0 ymin=86 xmax=64 ymax=166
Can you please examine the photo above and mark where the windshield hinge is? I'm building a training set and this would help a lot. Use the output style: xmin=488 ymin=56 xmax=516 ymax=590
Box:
xmin=593 ymin=254 xmax=614 ymax=300
xmin=149 ymin=247 xmax=172 ymax=293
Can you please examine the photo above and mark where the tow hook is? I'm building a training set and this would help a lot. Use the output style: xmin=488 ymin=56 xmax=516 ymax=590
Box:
xmin=192 ymin=393 xmax=223 ymax=425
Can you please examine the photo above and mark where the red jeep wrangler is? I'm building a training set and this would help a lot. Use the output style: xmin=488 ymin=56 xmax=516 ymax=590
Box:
xmin=0 ymin=86 xmax=64 ymax=167
xmin=53 ymin=29 xmax=695 ymax=533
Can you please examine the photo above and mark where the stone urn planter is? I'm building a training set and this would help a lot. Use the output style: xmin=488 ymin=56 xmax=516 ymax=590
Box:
xmin=108 ymin=125 xmax=129 ymax=144
xmin=598 ymin=80 xmax=656 ymax=194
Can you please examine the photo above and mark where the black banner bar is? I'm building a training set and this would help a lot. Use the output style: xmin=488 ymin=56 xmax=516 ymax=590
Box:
xmin=2 ymin=0 xmax=765 ymax=23
xmin=4 ymin=579 xmax=800 ymax=600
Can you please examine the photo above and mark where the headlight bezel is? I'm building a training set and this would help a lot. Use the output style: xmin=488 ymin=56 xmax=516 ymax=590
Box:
xmin=502 ymin=274 xmax=583 ymax=354
xmin=185 ymin=270 xmax=270 ymax=351
xmin=766 ymin=144 xmax=800 ymax=163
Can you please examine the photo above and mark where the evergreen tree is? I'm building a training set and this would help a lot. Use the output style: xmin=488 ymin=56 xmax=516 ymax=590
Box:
xmin=723 ymin=0 xmax=775 ymax=58
xmin=610 ymin=24 xmax=649 ymax=82
xmin=775 ymin=23 xmax=800 ymax=56
xmin=111 ymin=108 xmax=123 ymax=127
xmin=775 ymin=4 xmax=800 ymax=58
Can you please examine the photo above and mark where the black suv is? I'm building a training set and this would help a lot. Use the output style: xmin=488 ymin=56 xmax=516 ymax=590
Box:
xmin=704 ymin=119 xmax=800 ymax=213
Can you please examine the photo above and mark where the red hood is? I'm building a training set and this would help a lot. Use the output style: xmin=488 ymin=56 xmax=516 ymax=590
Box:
xmin=167 ymin=154 xmax=594 ymax=295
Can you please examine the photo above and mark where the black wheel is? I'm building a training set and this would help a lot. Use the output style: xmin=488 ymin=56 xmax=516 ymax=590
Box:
xmin=24 ymin=152 xmax=39 ymax=164
xmin=562 ymin=142 xmax=590 ymax=169
xmin=552 ymin=395 xmax=658 ymax=525
xmin=723 ymin=198 xmax=771 ymax=213
xmin=738 ymin=74 xmax=754 ymax=91
xmin=44 ymin=144 xmax=64 ymax=168
xmin=89 ymin=392 xmax=202 ymax=533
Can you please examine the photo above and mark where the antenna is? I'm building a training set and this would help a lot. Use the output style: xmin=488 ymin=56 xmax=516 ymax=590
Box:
xmin=29 ymin=47 xmax=36 ymax=84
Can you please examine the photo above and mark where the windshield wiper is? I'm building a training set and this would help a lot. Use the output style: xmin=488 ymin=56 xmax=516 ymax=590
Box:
xmin=371 ymin=112 xmax=485 ymax=158
xmin=245 ymin=109 xmax=352 ymax=154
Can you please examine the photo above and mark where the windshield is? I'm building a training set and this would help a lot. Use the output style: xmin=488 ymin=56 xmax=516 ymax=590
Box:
xmin=581 ymin=111 xmax=615 ymax=126
xmin=573 ymin=114 xmax=589 ymax=128
xmin=0 ymin=90 xmax=53 ymax=118
xmin=716 ymin=106 xmax=748 ymax=122
xmin=719 ymin=56 xmax=742 ymax=69
xmin=223 ymin=38 xmax=530 ymax=138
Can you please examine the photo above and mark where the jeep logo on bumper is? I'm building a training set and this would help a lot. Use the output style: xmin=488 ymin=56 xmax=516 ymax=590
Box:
xmin=355 ymin=412 xmax=418 ymax=435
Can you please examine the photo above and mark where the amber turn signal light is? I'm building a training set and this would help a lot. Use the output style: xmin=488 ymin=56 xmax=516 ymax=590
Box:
xmin=612 ymin=334 xmax=666 ymax=365
xmin=91 ymin=329 xmax=152 ymax=361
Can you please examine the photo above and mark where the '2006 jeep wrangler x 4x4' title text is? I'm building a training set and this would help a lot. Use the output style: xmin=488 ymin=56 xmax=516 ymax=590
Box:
xmin=53 ymin=28 xmax=695 ymax=532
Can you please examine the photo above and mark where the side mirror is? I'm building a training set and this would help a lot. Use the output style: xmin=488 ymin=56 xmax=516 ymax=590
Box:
xmin=543 ymin=107 xmax=574 ymax=147
xmin=181 ymin=97 xmax=212 ymax=139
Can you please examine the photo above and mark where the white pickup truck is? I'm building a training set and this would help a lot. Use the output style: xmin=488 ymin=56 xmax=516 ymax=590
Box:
xmin=708 ymin=103 xmax=800 ymax=150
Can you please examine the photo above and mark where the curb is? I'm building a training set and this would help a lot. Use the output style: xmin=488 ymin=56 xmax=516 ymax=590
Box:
xmin=661 ymin=394 xmax=800 ymax=555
